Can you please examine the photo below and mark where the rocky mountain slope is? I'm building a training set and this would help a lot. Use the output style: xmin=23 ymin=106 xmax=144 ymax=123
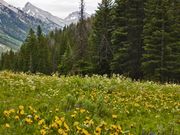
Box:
xmin=0 ymin=0 xmax=90 ymax=54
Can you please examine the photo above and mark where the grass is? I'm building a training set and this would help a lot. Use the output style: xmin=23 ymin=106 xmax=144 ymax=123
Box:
xmin=0 ymin=71 xmax=179 ymax=135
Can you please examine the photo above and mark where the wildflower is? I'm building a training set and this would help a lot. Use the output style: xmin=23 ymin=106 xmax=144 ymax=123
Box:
xmin=28 ymin=106 xmax=33 ymax=110
xmin=100 ymin=121 xmax=107 ymax=127
xmin=84 ymin=119 xmax=94 ymax=127
xmin=15 ymin=115 xmax=20 ymax=120
xmin=20 ymin=110 xmax=25 ymax=115
xmin=73 ymin=121 xmax=79 ymax=126
xmin=29 ymin=106 xmax=37 ymax=113
xmin=19 ymin=105 xmax=24 ymax=110
xmin=94 ymin=127 xmax=102 ymax=135
xmin=61 ymin=117 xmax=65 ymax=122
xmin=71 ymin=114 xmax=76 ymax=118
xmin=25 ymin=118 xmax=33 ymax=124
xmin=3 ymin=110 xmax=10 ymax=117
xmin=58 ymin=128 xmax=63 ymax=134
xmin=38 ymin=119 xmax=45 ymax=126
xmin=34 ymin=115 xmax=40 ymax=121
xmin=55 ymin=119 xmax=62 ymax=127
xmin=80 ymin=108 xmax=86 ymax=113
xmin=27 ymin=115 xmax=33 ymax=118
xmin=55 ymin=108 xmax=59 ymax=112
xmin=82 ymin=128 xmax=90 ymax=135
xmin=9 ymin=109 xmax=15 ymax=113
xmin=51 ymin=122 xmax=59 ymax=129
xmin=43 ymin=125 xmax=49 ymax=130
xmin=112 ymin=115 xmax=118 ymax=119
xmin=111 ymin=125 xmax=117 ymax=130
xmin=74 ymin=110 xmax=78 ymax=114
xmin=58 ymin=128 xmax=66 ymax=134
xmin=64 ymin=122 xmax=70 ymax=131
xmin=5 ymin=123 xmax=10 ymax=128
xmin=76 ymin=126 xmax=82 ymax=131
xmin=40 ymin=129 xmax=46 ymax=135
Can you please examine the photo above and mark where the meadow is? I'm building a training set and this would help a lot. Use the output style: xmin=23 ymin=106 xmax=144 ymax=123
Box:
xmin=0 ymin=71 xmax=179 ymax=135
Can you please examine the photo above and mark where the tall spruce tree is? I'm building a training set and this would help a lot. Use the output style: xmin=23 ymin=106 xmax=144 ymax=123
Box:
xmin=72 ymin=0 xmax=92 ymax=75
xmin=142 ymin=0 xmax=179 ymax=82
xmin=167 ymin=0 xmax=180 ymax=81
xmin=91 ymin=0 xmax=113 ymax=75
xmin=35 ymin=26 xmax=51 ymax=74
xmin=111 ymin=0 xmax=144 ymax=79
xmin=25 ymin=28 xmax=37 ymax=73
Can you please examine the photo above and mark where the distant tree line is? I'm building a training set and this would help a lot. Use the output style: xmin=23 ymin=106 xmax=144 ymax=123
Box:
xmin=0 ymin=0 xmax=179 ymax=83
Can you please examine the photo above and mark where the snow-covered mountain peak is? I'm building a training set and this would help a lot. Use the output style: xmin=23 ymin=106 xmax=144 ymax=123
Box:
xmin=64 ymin=11 xmax=90 ymax=25
xmin=23 ymin=2 xmax=65 ymax=27
xmin=0 ymin=0 xmax=8 ymax=5
xmin=0 ymin=0 xmax=19 ymax=13
xmin=24 ymin=2 xmax=33 ymax=7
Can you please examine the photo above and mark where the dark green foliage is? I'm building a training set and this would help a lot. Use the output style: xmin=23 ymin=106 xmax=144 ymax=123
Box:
xmin=0 ymin=0 xmax=179 ymax=82
xmin=90 ymin=0 xmax=113 ymax=75
xmin=142 ymin=0 xmax=180 ymax=82
xmin=111 ymin=0 xmax=144 ymax=79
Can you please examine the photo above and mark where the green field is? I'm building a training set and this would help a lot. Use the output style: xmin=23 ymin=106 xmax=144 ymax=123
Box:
xmin=0 ymin=71 xmax=179 ymax=135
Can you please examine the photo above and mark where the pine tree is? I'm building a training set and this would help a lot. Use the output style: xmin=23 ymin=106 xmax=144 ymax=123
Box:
xmin=167 ymin=0 xmax=180 ymax=81
xmin=91 ymin=0 xmax=113 ymax=75
xmin=111 ymin=0 xmax=144 ymax=79
xmin=72 ymin=0 xmax=92 ymax=75
xmin=17 ymin=28 xmax=37 ymax=73
xmin=142 ymin=0 xmax=179 ymax=82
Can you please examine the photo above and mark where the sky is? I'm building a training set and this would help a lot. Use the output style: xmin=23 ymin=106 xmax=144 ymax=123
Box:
xmin=4 ymin=0 xmax=101 ymax=18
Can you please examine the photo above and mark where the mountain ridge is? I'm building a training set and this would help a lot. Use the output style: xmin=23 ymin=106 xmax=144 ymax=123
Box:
xmin=0 ymin=1 xmax=90 ymax=55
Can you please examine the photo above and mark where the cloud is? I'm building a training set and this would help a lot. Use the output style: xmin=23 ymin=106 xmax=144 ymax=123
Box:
xmin=4 ymin=0 xmax=101 ymax=18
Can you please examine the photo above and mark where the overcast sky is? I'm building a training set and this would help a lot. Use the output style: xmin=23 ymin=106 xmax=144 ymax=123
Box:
xmin=4 ymin=0 xmax=101 ymax=18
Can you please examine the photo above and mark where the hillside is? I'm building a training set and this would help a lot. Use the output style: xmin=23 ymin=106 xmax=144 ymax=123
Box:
xmin=0 ymin=0 xmax=90 ymax=54
xmin=0 ymin=71 xmax=179 ymax=134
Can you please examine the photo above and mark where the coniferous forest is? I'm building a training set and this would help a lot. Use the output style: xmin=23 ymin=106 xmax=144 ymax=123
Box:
xmin=0 ymin=0 xmax=180 ymax=83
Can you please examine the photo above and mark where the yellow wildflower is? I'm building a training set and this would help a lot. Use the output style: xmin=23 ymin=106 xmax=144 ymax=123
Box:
xmin=76 ymin=126 xmax=82 ymax=131
xmin=94 ymin=127 xmax=101 ymax=135
xmin=80 ymin=108 xmax=86 ymax=113
xmin=112 ymin=115 xmax=118 ymax=119
xmin=9 ymin=109 xmax=15 ymax=113
xmin=71 ymin=114 xmax=76 ymax=118
xmin=73 ymin=121 xmax=79 ymax=126
xmin=82 ymin=128 xmax=90 ymax=135
xmin=20 ymin=110 xmax=25 ymax=115
xmin=5 ymin=123 xmax=10 ymax=128
xmin=3 ymin=110 xmax=10 ymax=117
xmin=74 ymin=110 xmax=78 ymax=114
xmin=34 ymin=115 xmax=40 ymax=121
xmin=38 ymin=119 xmax=45 ymax=126
xmin=61 ymin=117 xmax=65 ymax=122
xmin=51 ymin=122 xmax=59 ymax=129
xmin=58 ymin=128 xmax=65 ymax=134
xmin=56 ymin=119 xmax=62 ymax=127
xmin=25 ymin=118 xmax=33 ymax=124
xmin=64 ymin=122 xmax=70 ymax=131
xmin=40 ymin=129 xmax=46 ymax=135
xmin=19 ymin=105 xmax=24 ymax=110
xmin=15 ymin=115 xmax=20 ymax=121
xmin=55 ymin=108 xmax=59 ymax=112
xmin=28 ymin=106 xmax=33 ymax=110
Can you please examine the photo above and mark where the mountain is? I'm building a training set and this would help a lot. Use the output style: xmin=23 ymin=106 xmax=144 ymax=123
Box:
xmin=23 ymin=2 xmax=65 ymax=27
xmin=64 ymin=11 xmax=90 ymax=25
xmin=0 ymin=0 xmax=63 ymax=54
xmin=0 ymin=0 xmax=90 ymax=55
